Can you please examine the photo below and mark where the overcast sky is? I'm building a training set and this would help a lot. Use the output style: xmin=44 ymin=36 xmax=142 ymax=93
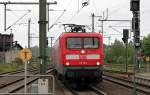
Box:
xmin=0 ymin=0 xmax=150 ymax=47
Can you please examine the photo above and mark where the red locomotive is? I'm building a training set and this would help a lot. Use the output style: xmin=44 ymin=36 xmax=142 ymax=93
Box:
xmin=53 ymin=24 xmax=103 ymax=83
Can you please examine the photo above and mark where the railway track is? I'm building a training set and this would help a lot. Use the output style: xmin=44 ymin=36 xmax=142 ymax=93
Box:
xmin=0 ymin=66 xmax=54 ymax=95
xmin=56 ymin=78 xmax=107 ymax=95
xmin=90 ymin=86 xmax=108 ymax=95
xmin=0 ymin=68 xmax=37 ymax=77
xmin=104 ymin=71 xmax=150 ymax=87
xmin=135 ymin=74 xmax=150 ymax=87
xmin=65 ymin=85 xmax=107 ymax=95
xmin=0 ymin=69 xmax=25 ymax=77
xmin=0 ymin=68 xmax=37 ymax=90
xmin=103 ymin=73 xmax=150 ymax=94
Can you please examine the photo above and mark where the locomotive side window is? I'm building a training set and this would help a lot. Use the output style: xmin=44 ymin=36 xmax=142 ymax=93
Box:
xmin=67 ymin=38 xmax=82 ymax=48
xmin=84 ymin=38 xmax=99 ymax=48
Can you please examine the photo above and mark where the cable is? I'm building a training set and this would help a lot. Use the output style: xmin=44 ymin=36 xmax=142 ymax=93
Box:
xmin=6 ymin=10 xmax=31 ymax=30
xmin=93 ymin=0 xmax=99 ymax=15
xmin=49 ymin=10 xmax=66 ymax=30
xmin=48 ymin=0 xmax=73 ymax=30
xmin=66 ymin=0 xmax=90 ymax=23
xmin=65 ymin=0 xmax=73 ymax=9
xmin=108 ymin=0 xmax=128 ymax=17
xmin=67 ymin=7 xmax=83 ymax=23
xmin=10 ymin=10 xmax=19 ymax=18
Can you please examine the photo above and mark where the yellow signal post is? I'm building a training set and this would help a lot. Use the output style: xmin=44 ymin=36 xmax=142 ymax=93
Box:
xmin=19 ymin=48 xmax=32 ymax=94
xmin=20 ymin=48 xmax=32 ymax=61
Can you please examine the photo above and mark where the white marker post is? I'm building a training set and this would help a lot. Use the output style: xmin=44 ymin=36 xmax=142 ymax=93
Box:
xmin=146 ymin=57 xmax=150 ymax=72
xmin=19 ymin=48 xmax=32 ymax=94
xmin=24 ymin=61 xmax=27 ymax=94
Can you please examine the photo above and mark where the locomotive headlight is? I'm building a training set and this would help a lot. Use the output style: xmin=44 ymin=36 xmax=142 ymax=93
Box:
xmin=96 ymin=62 xmax=100 ymax=65
xmin=66 ymin=62 xmax=70 ymax=66
xmin=81 ymin=50 xmax=85 ymax=54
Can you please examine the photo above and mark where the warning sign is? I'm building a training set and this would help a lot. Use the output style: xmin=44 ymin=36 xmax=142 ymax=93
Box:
xmin=146 ymin=57 xmax=150 ymax=62
xmin=20 ymin=48 xmax=32 ymax=61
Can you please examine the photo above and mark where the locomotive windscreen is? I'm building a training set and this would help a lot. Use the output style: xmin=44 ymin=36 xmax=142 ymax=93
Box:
xmin=67 ymin=37 xmax=99 ymax=49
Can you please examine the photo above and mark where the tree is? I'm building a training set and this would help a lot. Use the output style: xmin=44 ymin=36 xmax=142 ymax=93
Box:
xmin=105 ymin=39 xmax=125 ymax=63
xmin=142 ymin=34 xmax=150 ymax=56
xmin=127 ymin=41 xmax=134 ymax=64
xmin=105 ymin=39 xmax=134 ymax=64
xmin=31 ymin=46 xmax=39 ymax=58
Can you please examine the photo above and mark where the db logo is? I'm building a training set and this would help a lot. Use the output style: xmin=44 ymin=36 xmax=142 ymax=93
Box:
xmin=79 ymin=55 xmax=87 ymax=59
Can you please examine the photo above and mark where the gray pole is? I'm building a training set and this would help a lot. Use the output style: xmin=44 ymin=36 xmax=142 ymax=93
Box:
xmin=50 ymin=37 xmax=54 ymax=63
xmin=130 ymin=0 xmax=140 ymax=95
xmin=39 ymin=0 xmax=47 ymax=74
xmin=102 ymin=12 xmax=104 ymax=37
xmin=78 ymin=0 xmax=79 ymax=12
xmin=50 ymin=37 xmax=54 ymax=49
xmin=125 ymin=42 xmax=128 ymax=72
xmin=48 ymin=5 xmax=49 ymax=32
xmin=108 ymin=36 xmax=111 ymax=46
xmin=133 ymin=12 xmax=140 ymax=95
xmin=28 ymin=19 xmax=31 ymax=49
xmin=4 ymin=4 xmax=6 ymax=31
xmin=133 ymin=42 xmax=138 ymax=95
xmin=3 ymin=4 xmax=6 ymax=63
xmin=101 ymin=21 xmax=104 ymax=37
xmin=92 ymin=13 xmax=94 ymax=32
xmin=3 ymin=36 xmax=5 ymax=64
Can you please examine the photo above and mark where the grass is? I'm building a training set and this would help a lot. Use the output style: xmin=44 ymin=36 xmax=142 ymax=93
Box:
xmin=103 ymin=64 xmax=134 ymax=73
xmin=103 ymin=62 xmax=150 ymax=73
xmin=0 ymin=63 xmax=24 ymax=73
xmin=0 ymin=60 xmax=52 ymax=73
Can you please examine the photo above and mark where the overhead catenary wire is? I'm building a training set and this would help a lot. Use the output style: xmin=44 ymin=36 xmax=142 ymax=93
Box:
xmin=7 ymin=9 xmax=31 ymax=23
xmin=67 ymin=7 xmax=83 ymax=23
xmin=49 ymin=9 xmax=66 ymax=30
xmin=48 ymin=0 xmax=73 ymax=31
xmin=6 ymin=9 xmax=31 ymax=29
xmin=6 ymin=10 xmax=31 ymax=31
xmin=67 ymin=0 xmax=90 ymax=23
xmin=8 ymin=9 xmax=19 ymax=18
xmin=91 ymin=0 xmax=99 ymax=15
xmin=106 ymin=0 xmax=128 ymax=20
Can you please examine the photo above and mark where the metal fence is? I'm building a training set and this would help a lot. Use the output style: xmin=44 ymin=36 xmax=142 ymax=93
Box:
xmin=0 ymin=75 xmax=55 ymax=95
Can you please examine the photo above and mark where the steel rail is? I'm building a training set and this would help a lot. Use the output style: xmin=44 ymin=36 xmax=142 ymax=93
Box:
xmin=90 ymin=86 xmax=108 ymax=95
xmin=0 ymin=68 xmax=54 ymax=94
xmin=103 ymin=74 xmax=150 ymax=94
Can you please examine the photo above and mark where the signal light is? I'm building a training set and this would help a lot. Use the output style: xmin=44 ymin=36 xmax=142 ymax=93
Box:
xmin=130 ymin=0 xmax=140 ymax=11
xmin=46 ymin=38 xmax=48 ymax=46
xmin=122 ymin=29 xmax=129 ymax=43
xmin=134 ymin=30 xmax=140 ymax=47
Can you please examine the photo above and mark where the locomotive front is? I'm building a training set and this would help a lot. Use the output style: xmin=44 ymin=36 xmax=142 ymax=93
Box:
xmin=61 ymin=32 xmax=103 ymax=82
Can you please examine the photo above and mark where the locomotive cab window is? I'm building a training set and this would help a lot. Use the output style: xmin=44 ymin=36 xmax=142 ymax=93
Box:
xmin=67 ymin=37 xmax=99 ymax=49
xmin=84 ymin=38 xmax=99 ymax=48
xmin=67 ymin=38 xmax=82 ymax=48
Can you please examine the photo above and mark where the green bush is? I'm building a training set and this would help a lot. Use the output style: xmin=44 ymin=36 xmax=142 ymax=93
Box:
xmin=14 ymin=57 xmax=23 ymax=64
xmin=0 ymin=63 xmax=24 ymax=72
